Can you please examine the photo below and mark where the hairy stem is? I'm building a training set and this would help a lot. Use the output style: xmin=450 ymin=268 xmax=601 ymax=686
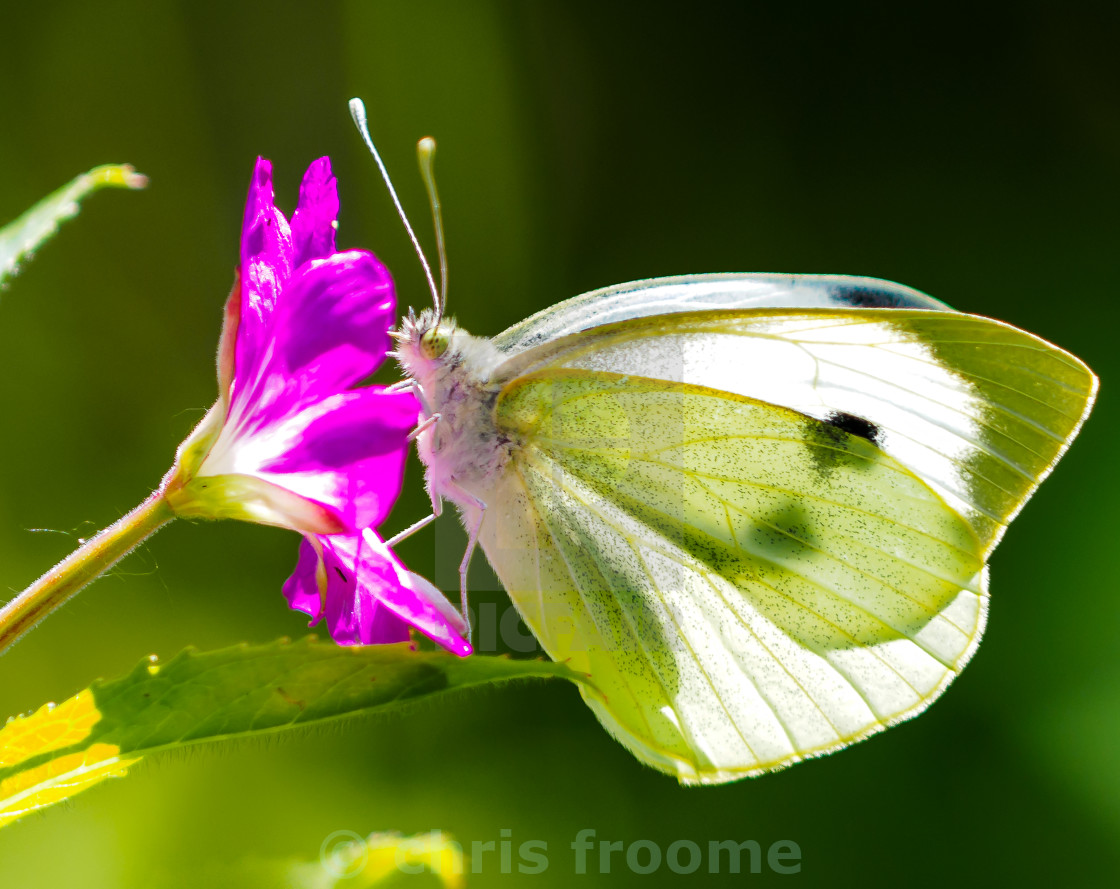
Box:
xmin=0 ymin=492 xmax=175 ymax=657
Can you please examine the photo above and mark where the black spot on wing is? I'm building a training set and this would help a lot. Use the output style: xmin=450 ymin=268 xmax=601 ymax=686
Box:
xmin=802 ymin=412 xmax=880 ymax=478
xmin=824 ymin=410 xmax=882 ymax=445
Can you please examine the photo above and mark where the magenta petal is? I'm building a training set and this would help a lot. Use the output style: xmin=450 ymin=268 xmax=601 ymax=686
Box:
xmin=290 ymin=157 xmax=338 ymax=267
xmin=283 ymin=531 xmax=471 ymax=655
xmin=283 ymin=535 xmax=411 ymax=645
xmin=236 ymin=158 xmax=293 ymax=399
xmin=359 ymin=530 xmax=473 ymax=656
xmin=257 ymin=387 xmax=419 ymax=528
xmin=383 ymin=575 xmax=474 ymax=657
xmin=274 ymin=251 xmax=396 ymax=384
xmin=282 ymin=535 xmax=325 ymax=621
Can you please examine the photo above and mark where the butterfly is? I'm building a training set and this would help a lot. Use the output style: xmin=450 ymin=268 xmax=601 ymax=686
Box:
xmin=350 ymin=101 xmax=1097 ymax=784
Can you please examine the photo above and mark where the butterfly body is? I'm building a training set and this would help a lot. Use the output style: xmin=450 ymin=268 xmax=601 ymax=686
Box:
xmin=393 ymin=273 xmax=1096 ymax=783
xmin=396 ymin=309 xmax=511 ymax=512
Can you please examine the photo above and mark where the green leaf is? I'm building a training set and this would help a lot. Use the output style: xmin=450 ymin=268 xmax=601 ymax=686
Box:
xmin=0 ymin=164 xmax=147 ymax=287
xmin=0 ymin=638 xmax=587 ymax=829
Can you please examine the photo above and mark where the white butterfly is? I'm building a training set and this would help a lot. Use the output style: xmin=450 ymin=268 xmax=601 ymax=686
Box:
xmin=352 ymin=101 xmax=1097 ymax=784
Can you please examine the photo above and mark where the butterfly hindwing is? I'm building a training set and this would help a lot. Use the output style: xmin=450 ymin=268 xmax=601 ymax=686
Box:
xmin=484 ymin=369 xmax=987 ymax=782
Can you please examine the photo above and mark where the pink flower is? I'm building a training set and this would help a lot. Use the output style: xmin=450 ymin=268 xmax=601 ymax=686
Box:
xmin=283 ymin=529 xmax=471 ymax=655
xmin=164 ymin=157 xmax=470 ymax=656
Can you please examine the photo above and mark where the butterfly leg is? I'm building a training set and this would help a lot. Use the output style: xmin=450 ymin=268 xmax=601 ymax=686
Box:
xmin=410 ymin=379 xmax=436 ymax=420
xmin=384 ymin=513 xmax=436 ymax=548
xmin=407 ymin=379 xmax=444 ymax=518
xmin=443 ymin=481 xmax=487 ymax=643
xmin=408 ymin=413 xmax=441 ymax=441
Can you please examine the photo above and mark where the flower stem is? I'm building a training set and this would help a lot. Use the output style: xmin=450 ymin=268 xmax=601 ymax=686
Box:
xmin=0 ymin=492 xmax=175 ymax=657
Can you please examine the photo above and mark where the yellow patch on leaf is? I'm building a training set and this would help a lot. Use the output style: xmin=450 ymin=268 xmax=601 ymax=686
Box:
xmin=0 ymin=743 xmax=138 ymax=829
xmin=0 ymin=690 xmax=102 ymax=768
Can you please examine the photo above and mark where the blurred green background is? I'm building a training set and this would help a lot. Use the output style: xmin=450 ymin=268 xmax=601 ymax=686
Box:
xmin=1 ymin=1 xmax=1117 ymax=886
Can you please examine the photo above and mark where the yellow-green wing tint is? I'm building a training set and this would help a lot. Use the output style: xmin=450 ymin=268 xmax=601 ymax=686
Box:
xmin=497 ymin=308 xmax=1097 ymax=554
xmin=486 ymin=371 xmax=987 ymax=782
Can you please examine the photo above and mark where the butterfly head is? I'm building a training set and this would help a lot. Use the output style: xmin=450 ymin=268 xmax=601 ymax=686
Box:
xmin=393 ymin=307 xmax=460 ymax=378
xmin=392 ymin=307 xmax=505 ymax=394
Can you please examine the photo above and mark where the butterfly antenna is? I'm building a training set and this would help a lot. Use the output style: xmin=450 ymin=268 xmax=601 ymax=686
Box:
xmin=417 ymin=137 xmax=448 ymax=322
xmin=348 ymin=98 xmax=441 ymax=318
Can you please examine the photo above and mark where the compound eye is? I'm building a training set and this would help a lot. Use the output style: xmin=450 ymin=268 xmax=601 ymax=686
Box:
xmin=419 ymin=326 xmax=450 ymax=359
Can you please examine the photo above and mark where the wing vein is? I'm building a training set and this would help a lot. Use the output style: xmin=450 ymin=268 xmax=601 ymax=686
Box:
xmin=629 ymin=545 xmax=764 ymax=763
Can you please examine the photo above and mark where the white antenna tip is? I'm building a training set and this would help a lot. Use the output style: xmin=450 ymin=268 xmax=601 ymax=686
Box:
xmin=347 ymin=96 xmax=442 ymax=316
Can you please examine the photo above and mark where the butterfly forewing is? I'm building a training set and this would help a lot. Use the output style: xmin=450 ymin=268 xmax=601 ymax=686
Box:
xmin=486 ymin=370 xmax=988 ymax=781
xmin=495 ymin=308 xmax=1096 ymax=554
xmin=492 ymin=273 xmax=953 ymax=359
